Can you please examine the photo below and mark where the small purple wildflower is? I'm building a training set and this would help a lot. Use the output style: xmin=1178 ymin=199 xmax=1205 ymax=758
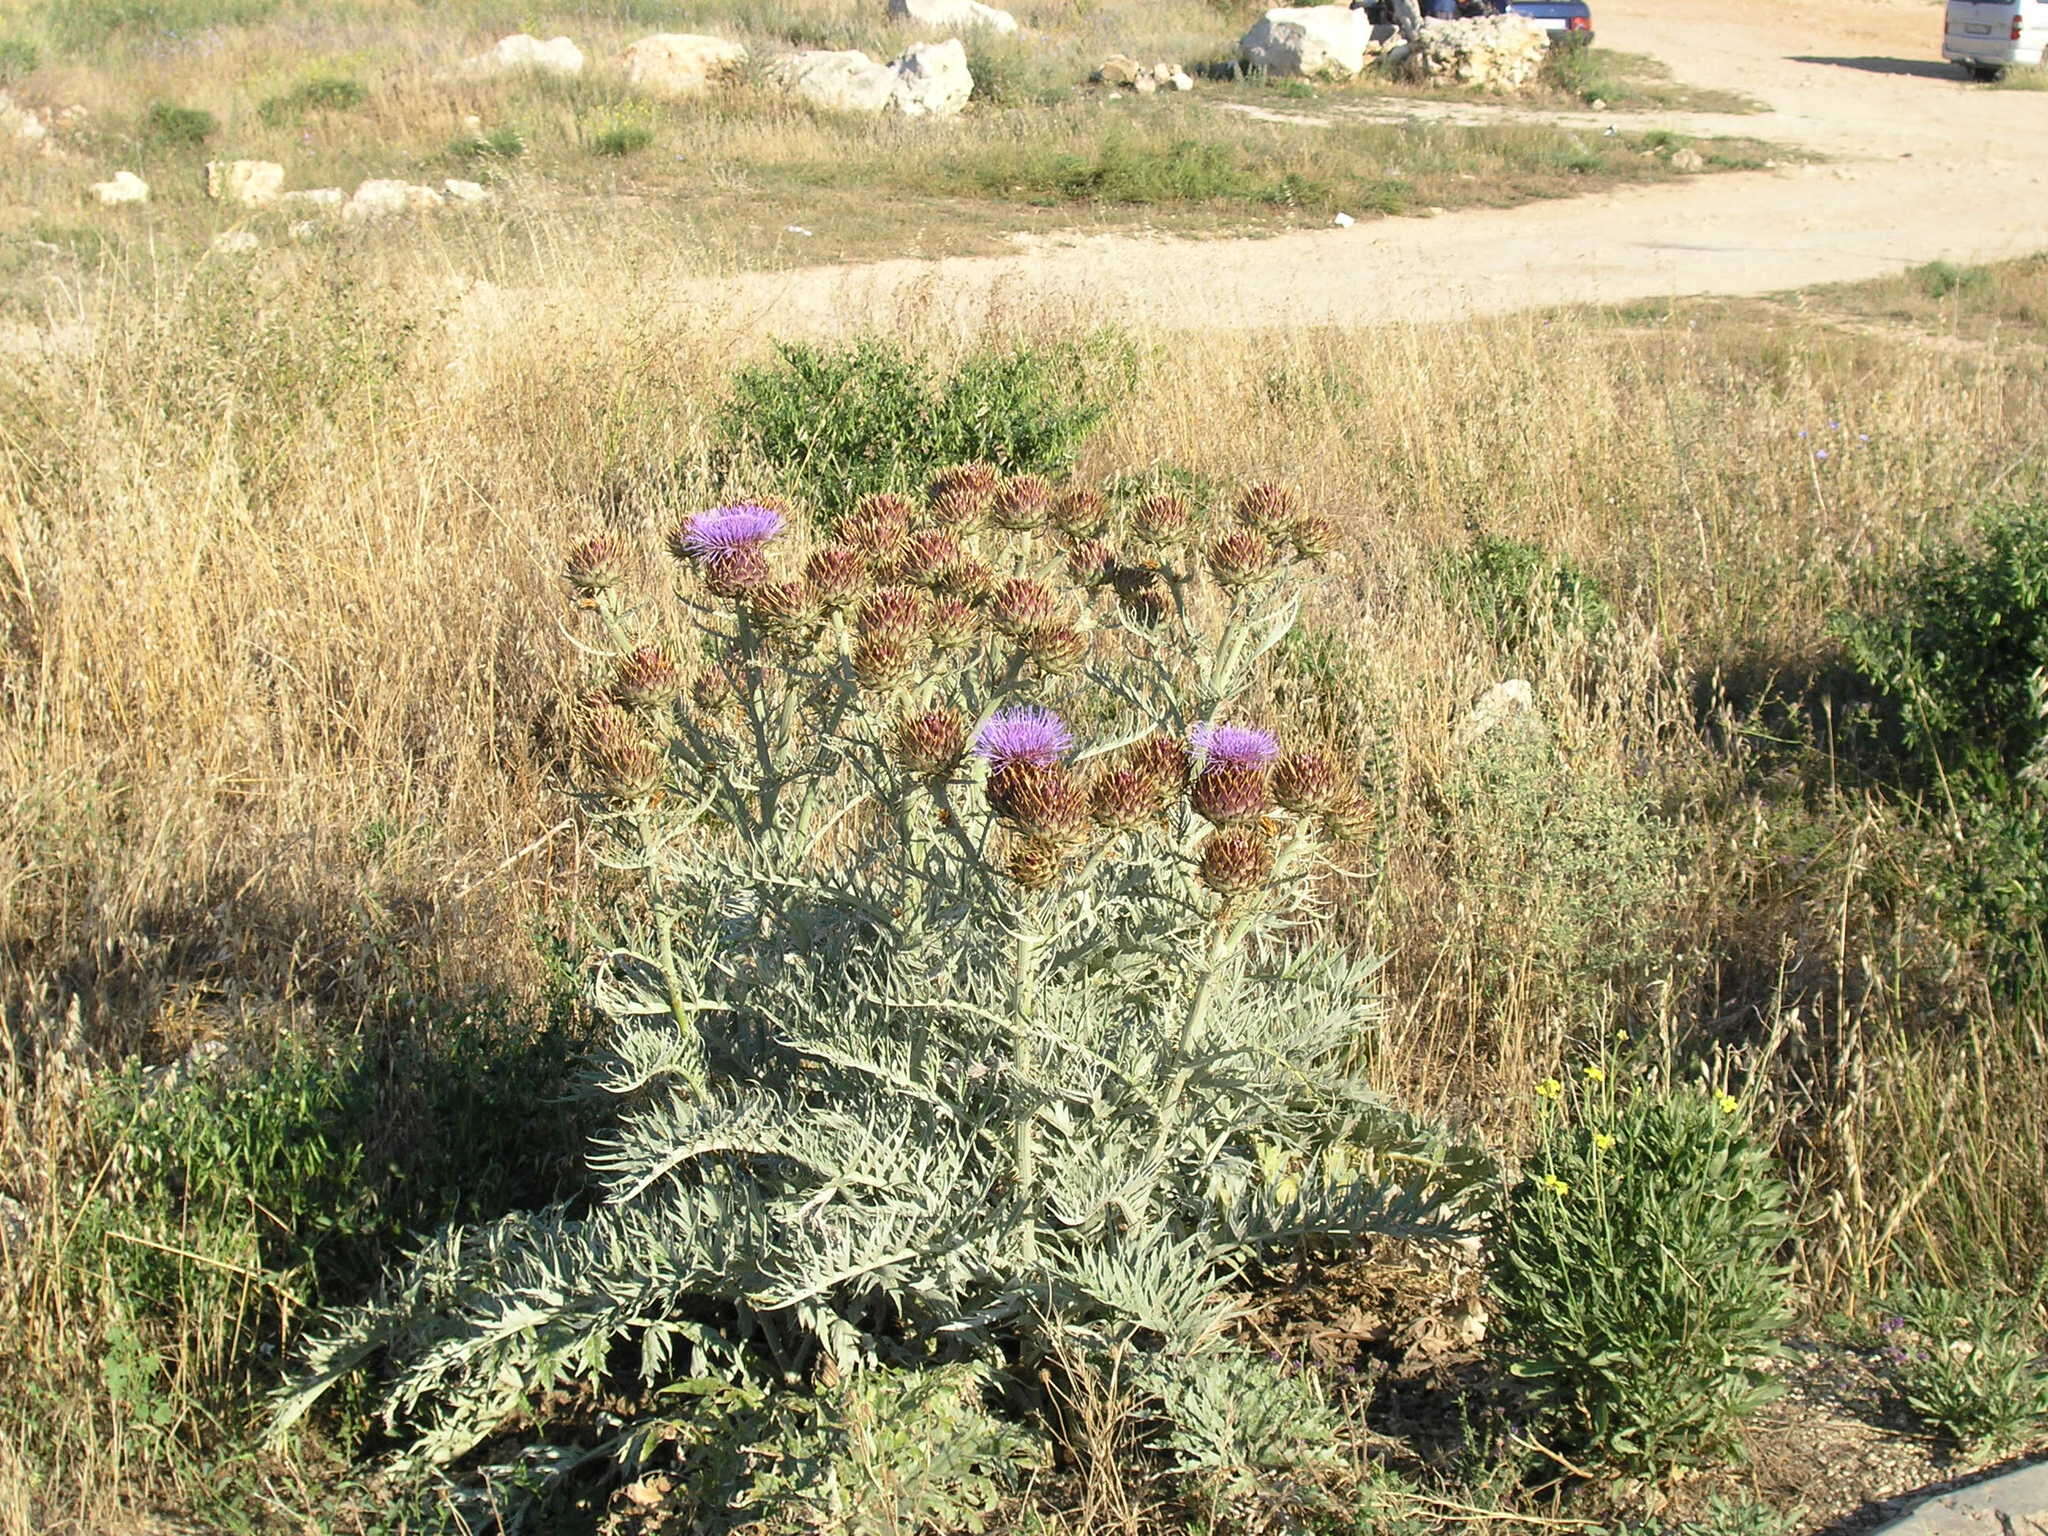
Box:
xmin=1880 ymin=1315 xmax=1907 ymax=1335
xmin=1191 ymin=722 xmax=1281 ymax=771
xmin=681 ymin=504 xmax=785 ymax=562
xmin=1859 ymin=433 xmax=1871 ymax=443
xmin=974 ymin=706 xmax=1073 ymax=772
xmin=1816 ymin=449 xmax=1830 ymax=461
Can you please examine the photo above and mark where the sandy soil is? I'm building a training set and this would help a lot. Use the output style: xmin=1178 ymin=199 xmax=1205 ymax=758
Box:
xmin=694 ymin=0 xmax=2048 ymax=336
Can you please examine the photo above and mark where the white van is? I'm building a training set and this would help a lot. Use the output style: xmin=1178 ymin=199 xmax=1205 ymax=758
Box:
xmin=1943 ymin=0 xmax=2047 ymax=78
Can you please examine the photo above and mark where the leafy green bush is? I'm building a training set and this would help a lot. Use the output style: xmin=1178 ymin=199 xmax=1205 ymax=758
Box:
xmin=143 ymin=100 xmax=217 ymax=145
xmin=590 ymin=120 xmax=653 ymax=156
xmin=1879 ymin=1283 xmax=2048 ymax=1454
xmin=1492 ymin=1077 xmax=1793 ymax=1471
xmin=1912 ymin=259 xmax=1991 ymax=299
xmin=1838 ymin=502 xmax=2048 ymax=785
xmin=449 ymin=124 xmax=525 ymax=161
xmin=0 ymin=37 xmax=38 ymax=84
xmin=256 ymin=73 xmax=367 ymax=126
xmin=1441 ymin=532 xmax=1613 ymax=654
xmin=276 ymin=471 xmax=1489 ymax=1520
xmin=716 ymin=335 xmax=1131 ymax=521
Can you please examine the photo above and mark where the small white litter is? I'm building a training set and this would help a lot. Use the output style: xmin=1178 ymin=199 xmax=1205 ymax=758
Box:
xmin=786 ymin=225 xmax=814 ymax=236
xmin=1332 ymin=212 xmax=1355 ymax=228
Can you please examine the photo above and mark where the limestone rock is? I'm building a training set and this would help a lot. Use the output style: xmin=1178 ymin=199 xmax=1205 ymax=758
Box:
xmin=209 ymin=230 xmax=260 ymax=254
xmin=1095 ymin=52 xmax=1142 ymax=86
xmin=1096 ymin=55 xmax=1194 ymax=91
xmin=465 ymin=33 xmax=585 ymax=77
xmin=280 ymin=186 xmax=343 ymax=207
xmin=1670 ymin=146 xmax=1706 ymax=172
xmin=288 ymin=219 xmax=323 ymax=242
xmin=1 ymin=91 xmax=47 ymax=145
xmin=772 ymin=48 xmax=900 ymax=112
xmin=1240 ymin=6 xmax=1376 ymax=79
xmin=888 ymin=0 xmax=1018 ymax=33
xmin=621 ymin=33 xmax=748 ymax=96
xmin=890 ymin=38 xmax=973 ymax=116
xmin=90 ymin=170 xmax=149 ymax=205
xmin=1394 ymin=14 xmax=1549 ymax=92
xmin=343 ymin=177 xmax=415 ymax=222
xmin=442 ymin=177 xmax=491 ymax=204
xmin=1455 ymin=679 xmax=1547 ymax=749
xmin=206 ymin=159 xmax=285 ymax=206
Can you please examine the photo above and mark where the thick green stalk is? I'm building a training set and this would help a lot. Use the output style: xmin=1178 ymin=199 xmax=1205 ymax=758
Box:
xmin=1009 ymin=924 xmax=1044 ymax=1260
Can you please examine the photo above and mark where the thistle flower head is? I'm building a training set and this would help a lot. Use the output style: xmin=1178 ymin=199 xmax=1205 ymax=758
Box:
xmin=1199 ymin=826 xmax=1275 ymax=897
xmin=927 ymin=596 xmax=982 ymax=649
xmin=565 ymin=536 xmax=624 ymax=595
xmin=896 ymin=530 xmax=965 ymax=588
xmin=1127 ymin=736 xmax=1190 ymax=802
xmin=928 ymin=462 xmax=1001 ymax=505
xmin=1133 ymin=494 xmax=1193 ymax=546
xmin=936 ymin=558 xmax=994 ymax=606
xmin=974 ymin=706 xmax=1072 ymax=772
xmin=852 ymin=637 xmax=917 ymax=692
xmin=1233 ymin=483 xmax=1297 ymax=534
xmin=1091 ymin=766 xmax=1158 ymax=831
xmin=1023 ymin=624 xmax=1089 ymax=678
xmin=678 ymin=504 xmax=785 ymax=563
xmin=839 ymin=499 xmax=911 ymax=560
xmin=857 ymin=587 xmax=929 ymax=648
xmin=1272 ymin=750 xmax=1339 ymax=813
xmin=1206 ymin=530 xmax=1277 ymax=591
xmin=1318 ymin=789 xmax=1375 ymax=846
xmin=1190 ymin=766 xmax=1270 ymax=825
xmin=1063 ymin=538 xmax=1117 ymax=589
xmin=611 ymin=646 xmax=682 ymax=709
xmin=1003 ymin=835 xmax=1066 ymax=892
xmin=1191 ymin=722 xmax=1282 ymax=771
xmin=803 ymin=546 xmax=869 ymax=609
xmin=990 ymin=578 xmax=1058 ymax=639
xmin=1111 ymin=567 xmax=1168 ymax=627
xmin=1052 ymin=487 xmax=1109 ymax=540
xmin=1289 ymin=511 xmax=1339 ymax=560
xmin=690 ymin=664 xmax=735 ymax=712
xmin=990 ymin=475 xmax=1053 ymax=531
xmin=927 ymin=485 xmax=988 ymax=532
xmin=744 ymin=580 xmax=818 ymax=637
xmin=581 ymin=705 xmax=661 ymax=797
xmin=892 ymin=708 xmax=968 ymax=777
xmin=986 ymin=761 xmax=1091 ymax=845
xmin=703 ymin=546 xmax=774 ymax=600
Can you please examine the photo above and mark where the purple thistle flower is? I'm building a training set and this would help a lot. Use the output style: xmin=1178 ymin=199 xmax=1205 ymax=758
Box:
xmin=974 ymin=706 xmax=1073 ymax=772
xmin=1191 ymin=722 xmax=1281 ymax=771
xmin=681 ymin=504 xmax=785 ymax=562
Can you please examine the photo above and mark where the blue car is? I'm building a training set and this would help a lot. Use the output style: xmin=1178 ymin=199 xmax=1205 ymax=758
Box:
xmin=1387 ymin=0 xmax=1595 ymax=41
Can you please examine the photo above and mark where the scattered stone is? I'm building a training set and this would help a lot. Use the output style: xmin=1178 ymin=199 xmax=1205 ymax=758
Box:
xmin=206 ymin=159 xmax=285 ymax=207
xmin=1094 ymin=55 xmax=1194 ymax=91
xmin=1456 ymin=679 xmax=1547 ymax=748
xmin=209 ymin=230 xmax=260 ymax=255
xmin=1241 ymin=6 xmax=1378 ymax=79
xmin=1390 ymin=14 xmax=1549 ymax=91
xmin=887 ymin=0 xmax=1018 ymax=33
xmin=1096 ymin=53 xmax=1142 ymax=86
xmin=770 ymin=40 xmax=973 ymax=115
xmin=0 ymin=91 xmax=47 ymax=146
xmin=404 ymin=183 xmax=445 ymax=212
xmin=464 ymin=33 xmax=585 ymax=77
xmin=90 ymin=170 xmax=149 ymax=205
xmin=1669 ymin=145 xmax=1706 ymax=172
xmin=620 ymin=33 xmax=749 ymax=96
xmin=280 ymin=186 xmax=343 ymax=207
xmin=288 ymin=219 xmax=323 ymax=242
xmin=890 ymin=38 xmax=974 ymax=116
xmin=442 ymin=177 xmax=491 ymax=203
xmin=342 ymin=177 xmax=416 ymax=222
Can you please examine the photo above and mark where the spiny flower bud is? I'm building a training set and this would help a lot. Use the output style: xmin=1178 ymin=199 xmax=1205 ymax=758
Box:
xmin=928 ymin=462 xmax=1001 ymax=506
xmin=935 ymin=558 xmax=994 ymax=606
xmin=1111 ymin=567 xmax=1169 ymax=627
xmin=611 ymin=647 xmax=681 ymax=709
xmin=1233 ymin=483 xmax=1297 ymax=534
xmin=581 ymin=705 xmax=661 ymax=797
xmin=1052 ymin=487 xmax=1109 ymax=539
xmin=990 ymin=475 xmax=1052 ymax=531
xmin=1127 ymin=736 xmax=1190 ymax=802
xmin=857 ymin=587 xmax=928 ymax=647
xmin=1272 ymin=751 xmax=1339 ymax=813
xmin=1319 ymin=790 xmax=1375 ymax=846
xmin=990 ymin=578 xmax=1058 ymax=639
xmin=892 ymin=708 xmax=968 ymax=777
xmin=703 ymin=546 xmax=773 ymax=600
xmin=691 ymin=665 xmax=734 ymax=712
xmin=928 ymin=596 xmax=982 ymax=649
xmin=1133 ymin=494 xmax=1193 ymax=546
xmin=1206 ymin=530 xmax=1277 ymax=591
xmin=1064 ymin=538 xmax=1117 ymax=589
xmin=897 ymin=530 xmax=965 ymax=588
xmin=565 ymin=536 xmax=624 ymax=595
xmin=1190 ymin=765 xmax=1270 ymax=826
xmin=1023 ymin=623 xmax=1089 ymax=678
xmin=1289 ymin=512 xmax=1339 ymax=560
xmin=1199 ymin=826 xmax=1275 ymax=898
xmin=927 ymin=485 xmax=987 ymax=532
xmin=804 ymin=546 xmax=869 ymax=609
xmin=987 ymin=762 xmax=1091 ymax=845
xmin=839 ymin=504 xmax=911 ymax=561
xmin=744 ymin=580 xmax=818 ymax=637
xmin=1090 ymin=767 xmax=1157 ymax=832
xmin=852 ymin=637 xmax=918 ymax=691
xmin=855 ymin=492 xmax=916 ymax=524
xmin=1003 ymin=835 xmax=1066 ymax=892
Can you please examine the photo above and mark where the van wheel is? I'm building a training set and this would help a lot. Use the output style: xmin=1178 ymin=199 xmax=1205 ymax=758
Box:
xmin=1967 ymin=63 xmax=2004 ymax=81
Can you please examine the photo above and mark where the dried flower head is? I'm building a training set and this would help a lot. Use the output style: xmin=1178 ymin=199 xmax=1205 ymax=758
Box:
xmin=581 ymin=705 xmax=661 ymax=797
xmin=1063 ymin=538 xmax=1118 ymax=589
xmin=927 ymin=596 xmax=982 ymax=649
xmin=1206 ymin=531 xmax=1277 ymax=591
xmin=986 ymin=761 xmax=1091 ymax=845
xmin=928 ymin=462 xmax=1001 ymax=506
xmin=1003 ymin=835 xmax=1066 ymax=892
xmin=1233 ymin=483 xmax=1297 ymax=534
xmin=703 ymin=546 xmax=774 ymax=600
xmin=896 ymin=530 xmax=966 ymax=588
xmin=1199 ymin=826 xmax=1275 ymax=897
xmin=611 ymin=647 xmax=682 ymax=709
xmin=565 ymin=536 xmax=625 ymax=595
xmin=974 ymin=705 xmax=1072 ymax=772
xmin=1271 ymin=750 xmax=1339 ymax=813
xmin=1052 ymin=487 xmax=1109 ymax=539
xmin=935 ymin=558 xmax=994 ymax=606
xmin=1127 ymin=735 xmax=1190 ymax=801
xmin=1192 ymin=722 xmax=1282 ymax=771
xmin=838 ymin=503 xmax=911 ymax=561
xmin=857 ymin=587 xmax=929 ymax=648
xmin=744 ymin=580 xmax=818 ymax=637
xmin=677 ymin=504 xmax=786 ymax=563
xmin=990 ymin=578 xmax=1059 ymax=639
xmin=990 ymin=475 xmax=1053 ymax=531
xmin=1133 ymin=494 xmax=1193 ymax=546
xmin=1289 ymin=512 xmax=1339 ymax=561
xmin=1024 ymin=623 xmax=1089 ymax=678
xmin=852 ymin=637 xmax=918 ymax=692
xmin=803 ymin=546 xmax=869 ymax=609
xmin=1111 ymin=567 xmax=1169 ymax=627
xmin=1091 ymin=767 xmax=1157 ymax=832
xmin=892 ymin=708 xmax=968 ymax=777
xmin=1319 ymin=790 xmax=1375 ymax=845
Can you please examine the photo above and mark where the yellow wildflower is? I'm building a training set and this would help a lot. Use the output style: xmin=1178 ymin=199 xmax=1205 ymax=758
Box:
xmin=1615 ymin=1029 xmax=1631 ymax=1044
xmin=1583 ymin=1065 xmax=1606 ymax=1084
xmin=1539 ymin=1173 xmax=1570 ymax=1196
xmin=1536 ymin=1077 xmax=1564 ymax=1102
xmin=1716 ymin=1092 xmax=1740 ymax=1115
xmin=1593 ymin=1132 xmax=1617 ymax=1152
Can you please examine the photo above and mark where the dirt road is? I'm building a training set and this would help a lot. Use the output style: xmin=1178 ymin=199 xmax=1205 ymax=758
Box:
xmin=702 ymin=0 xmax=2048 ymax=335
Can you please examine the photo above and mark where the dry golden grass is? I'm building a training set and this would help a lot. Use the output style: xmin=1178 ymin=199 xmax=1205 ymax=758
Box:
xmin=4 ymin=224 xmax=2048 ymax=1529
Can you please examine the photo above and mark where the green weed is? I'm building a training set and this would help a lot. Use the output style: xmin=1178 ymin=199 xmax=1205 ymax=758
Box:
xmin=590 ymin=120 xmax=655 ymax=156
xmin=450 ymin=124 xmax=527 ymax=161
xmin=1912 ymin=259 xmax=1992 ymax=299
xmin=256 ymin=73 xmax=368 ymax=127
xmin=1879 ymin=1283 xmax=2048 ymax=1455
xmin=143 ymin=101 xmax=217 ymax=146
xmin=1441 ymin=531 xmax=1614 ymax=654
xmin=0 ymin=37 xmax=38 ymax=83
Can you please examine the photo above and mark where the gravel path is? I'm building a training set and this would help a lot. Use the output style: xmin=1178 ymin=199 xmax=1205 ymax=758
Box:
xmin=693 ymin=0 xmax=2048 ymax=336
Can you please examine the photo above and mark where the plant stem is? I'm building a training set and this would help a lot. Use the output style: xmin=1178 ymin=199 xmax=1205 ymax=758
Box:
xmin=1010 ymin=923 xmax=1043 ymax=1260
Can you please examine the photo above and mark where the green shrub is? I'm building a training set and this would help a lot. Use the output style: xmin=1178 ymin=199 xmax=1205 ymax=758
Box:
xmin=966 ymin=36 xmax=1070 ymax=106
xmin=1879 ymin=1283 xmax=2048 ymax=1454
xmin=0 ymin=37 xmax=39 ymax=83
xmin=40 ymin=0 xmax=280 ymax=53
xmin=716 ymin=334 xmax=1132 ymax=521
xmin=1441 ymin=532 xmax=1613 ymax=654
xmin=143 ymin=100 xmax=217 ymax=145
xmin=256 ymin=73 xmax=367 ymax=126
xmin=1912 ymin=259 xmax=1991 ymax=299
xmin=590 ymin=120 xmax=654 ymax=156
xmin=1492 ymin=1077 xmax=1793 ymax=1471
xmin=450 ymin=124 xmax=525 ymax=161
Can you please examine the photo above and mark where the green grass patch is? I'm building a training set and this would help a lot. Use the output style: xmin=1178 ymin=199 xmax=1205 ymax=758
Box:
xmin=142 ymin=100 xmax=218 ymax=145
xmin=255 ymin=72 xmax=368 ymax=126
xmin=590 ymin=120 xmax=655 ymax=156
xmin=1540 ymin=45 xmax=1763 ymax=112
xmin=0 ymin=36 xmax=39 ymax=82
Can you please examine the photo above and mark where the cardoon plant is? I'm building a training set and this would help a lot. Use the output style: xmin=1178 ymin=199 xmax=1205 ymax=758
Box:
xmin=277 ymin=471 xmax=1488 ymax=1515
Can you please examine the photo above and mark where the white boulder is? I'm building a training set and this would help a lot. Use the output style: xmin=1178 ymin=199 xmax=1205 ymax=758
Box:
xmin=1240 ymin=6 xmax=1376 ymax=79
xmin=890 ymin=38 xmax=973 ymax=116
xmin=206 ymin=159 xmax=285 ymax=206
xmin=280 ymin=186 xmax=343 ymax=207
xmin=465 ymin=33 xmax=585 ymax=77
xmin=0 ymin=91 xmax=46 ymax=146
xmin=887 ymin=0 xmax=1018 ymax=34
xmin=90 ymin=170 xmax=149 ymax=205
xmin=772 ymin=49 xmax=901 ymax=113
xmin=1399 ymin=14 xmax=1549 ymax=91
xmin=620 ymin=33 xmax=748 ymax=96
xmin=442 ymin=177 xmax=491 ymax=203
xmin=342 ymin=178 xmax=415 ymax=222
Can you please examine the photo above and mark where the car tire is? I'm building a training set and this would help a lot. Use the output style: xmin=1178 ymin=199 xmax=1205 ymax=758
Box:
xmin=1966 ymin=62 xmax=2003 ymax=80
